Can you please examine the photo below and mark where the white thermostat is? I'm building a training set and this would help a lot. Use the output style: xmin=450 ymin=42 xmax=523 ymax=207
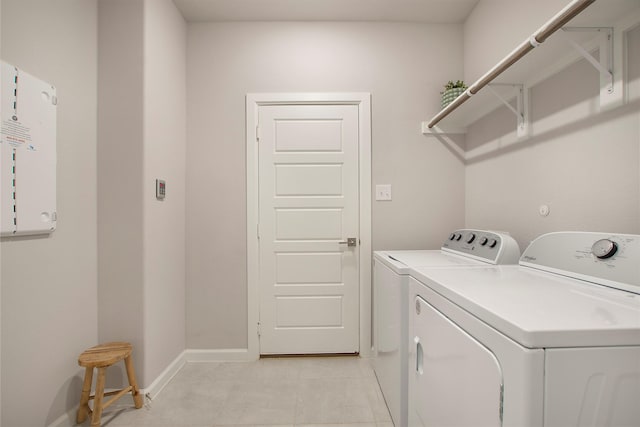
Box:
xmin=1 ymin=61 xmax=57 ymax=236
xmin=156 ymin=179 xmax=166 ymax=200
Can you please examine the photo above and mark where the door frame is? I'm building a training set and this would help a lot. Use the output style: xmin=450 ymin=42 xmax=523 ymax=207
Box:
xmin=246 ymin=93 xmax=372 ymax=359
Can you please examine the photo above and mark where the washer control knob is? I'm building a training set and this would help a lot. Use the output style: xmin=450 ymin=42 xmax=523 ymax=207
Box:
xmin=479 ymin=237 xmax=488 ymax=246
xmin=487 ymin=238 xmax=498 ymax=248
xmin=455 ymin=234 xmax=462 ymax=241
xmin=449 ymin=233 xmax=456 ymax=241
xmin=592 ymin=239 xmax=618 ymax=259
xmin=465 ymin=233 xmax=476 ymax=244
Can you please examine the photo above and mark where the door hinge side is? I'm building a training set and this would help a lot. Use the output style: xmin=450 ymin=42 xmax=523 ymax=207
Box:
xmin=257 ymin=321 xmax=261 ymax=337
xmin=256 ymin=125 xmax=260 ymax=141
xmin=257 ymin=223 xmax=260 ymax=239
xmin=499 ymin=383 xmax=504 ymax=423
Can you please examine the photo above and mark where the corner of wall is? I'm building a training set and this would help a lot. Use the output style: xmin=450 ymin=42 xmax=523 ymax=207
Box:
xmin=97 ymin=0 xmax=146 ymax=380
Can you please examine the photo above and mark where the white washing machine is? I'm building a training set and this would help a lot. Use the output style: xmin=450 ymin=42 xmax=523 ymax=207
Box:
xmin=373 ymin=229 xmax=521 ymax=427
xmin=408 ymin=231 xmax=640 ymax=427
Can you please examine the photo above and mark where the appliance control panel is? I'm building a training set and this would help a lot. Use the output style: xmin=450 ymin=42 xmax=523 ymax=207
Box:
xmin=441 ymin=229 xmax=520 ymax=265
xmin=520 ymin=232 xmax=640 ymax=294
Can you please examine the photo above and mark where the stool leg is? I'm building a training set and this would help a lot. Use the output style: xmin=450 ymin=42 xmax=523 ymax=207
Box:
xmin=124 ymin=354 xmax=143 ymax=409
xmin=77 ymin=367 xmax=94 ymax=424
xmin=90 ymin=367 xmax=106 ymax=427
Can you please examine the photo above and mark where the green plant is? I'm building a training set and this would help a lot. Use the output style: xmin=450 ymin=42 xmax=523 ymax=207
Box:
xmin=441 ymin=80 xmax=467 ymax=93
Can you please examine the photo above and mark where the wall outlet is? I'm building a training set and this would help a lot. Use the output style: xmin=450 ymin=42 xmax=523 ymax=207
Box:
xmin=376 ymin=184 xmax=392 ymax=201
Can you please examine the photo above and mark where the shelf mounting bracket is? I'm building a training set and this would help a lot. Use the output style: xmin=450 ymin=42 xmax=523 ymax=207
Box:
xmin=559 ymin=27 xmax=621 ymax=109
xmin=561 ymin=27 xmax=613 ymax=92
xmin=486 ymin=84 xmax=529 ymax=138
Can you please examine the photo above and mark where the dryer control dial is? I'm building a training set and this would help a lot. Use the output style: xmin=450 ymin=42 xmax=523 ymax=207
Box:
xmin=465 ymin=233 xmax=476 ymax=244
xmin=591 ymin=239 xmax=618 ymax=259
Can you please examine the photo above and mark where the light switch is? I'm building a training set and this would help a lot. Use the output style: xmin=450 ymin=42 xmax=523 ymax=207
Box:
xmin=376 ymin=184 xmax=392 ymax=201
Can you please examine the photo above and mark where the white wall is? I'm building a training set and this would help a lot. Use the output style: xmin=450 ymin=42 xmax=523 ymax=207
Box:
xmin=186 ymin=22 xmax=466 ymax=349
xmin=98 ymin=0 xmax=186 ymax=387
xmin=1 ymin=2 xmax=4 ymax=422
xmin=463 ymin=0 xmax=567 ymax=83
xmin=97 ymin=0 xmax=146 ymax=383
xmin=626 ymin=24 xmax=640 ymax=236
xmin=142 ymin=0 xmax=187 ymax=384
xmin=463 ymin=3 xmax=640 ymax=249
xmin=629 ymin=24 xmax=640 ymax=100
xmin=1 ymin=1 xmax=98 ymax=426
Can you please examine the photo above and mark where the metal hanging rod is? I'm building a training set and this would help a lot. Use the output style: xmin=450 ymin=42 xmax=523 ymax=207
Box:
xmin=427 ymin=0 xmax=597 ymax=130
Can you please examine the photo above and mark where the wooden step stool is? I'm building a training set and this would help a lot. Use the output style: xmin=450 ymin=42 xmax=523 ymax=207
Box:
xmin=77 ymin=342 xmax=143 ymax=426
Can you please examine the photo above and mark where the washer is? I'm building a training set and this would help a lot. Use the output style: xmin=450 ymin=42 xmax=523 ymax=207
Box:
xmin=408 ymin=231 xmax=640 ymax=427
xmin=373 ymin=229 xmax=520 ymax=427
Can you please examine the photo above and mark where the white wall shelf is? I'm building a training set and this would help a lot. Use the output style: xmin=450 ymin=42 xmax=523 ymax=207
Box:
xmin=422 ymin=0 xmax=640 ymax=137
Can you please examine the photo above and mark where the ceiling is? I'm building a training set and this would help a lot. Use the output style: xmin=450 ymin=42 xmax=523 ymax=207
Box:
xmin=173 ymin=0 xmax=480 ymax=23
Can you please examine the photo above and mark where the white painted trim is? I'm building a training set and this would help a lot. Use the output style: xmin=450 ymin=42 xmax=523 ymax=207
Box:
xmin=184 ymin=348 xmax=255 ymax=362
xmin=141 ymin=350 xmax=187 ymax=399
xmin=357 ymin=94 xmax=373 ymax=357
xmin=246 ymin=92 xmax=373 ymax=358
xmin=53 ymin=341 xmax=380 ymax=427
xmin=47 ymin=351 xmax=187 ymax=427
xmin=246 ymin=96 xmax=261 ymax=361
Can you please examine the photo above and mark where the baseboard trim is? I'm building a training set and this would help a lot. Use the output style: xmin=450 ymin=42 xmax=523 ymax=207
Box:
xmin=47 ymin=348 xmax=255 ymax=427
xmin=141 ymin=350 xmax=187 ymax=400
xmin=185 ymin=348 xmax=257 ymax=362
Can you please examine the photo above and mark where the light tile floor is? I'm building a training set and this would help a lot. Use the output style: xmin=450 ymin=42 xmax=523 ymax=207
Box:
xmin=97 ymin=356 xmax=393 ymax=427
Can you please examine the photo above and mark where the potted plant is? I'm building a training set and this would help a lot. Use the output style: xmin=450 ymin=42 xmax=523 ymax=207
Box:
xmin=440 ymin=80 xmax=467 ymax=108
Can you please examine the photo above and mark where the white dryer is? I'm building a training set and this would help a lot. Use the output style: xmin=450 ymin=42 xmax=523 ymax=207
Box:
xmin=373 ymin=229 xmax=520 ymax=427
xmin=408 ymin=231 xmax=640 ymax=427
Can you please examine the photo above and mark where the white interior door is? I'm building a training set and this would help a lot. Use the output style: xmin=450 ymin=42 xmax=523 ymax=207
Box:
xmin=257 ymin=103 xmax=360 ymax=355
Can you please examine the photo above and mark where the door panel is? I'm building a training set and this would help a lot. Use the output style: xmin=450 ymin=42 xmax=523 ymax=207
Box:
xmin=276 ymin=252 xmax=342 ymax=284
xmin=274 ymin=119 xmax=343 ymax=151
xmin=275 ymin=164 xmax=343 ymax=196
xmin=275 ymin=295 xmax=343 ymax=327
xmin=275 ymin=208 xmax=342 ymax=240
xmin=258 ymin=104 xmax=359 ymax=355
xmin=410 ymin=295 xmax=503 ymax=427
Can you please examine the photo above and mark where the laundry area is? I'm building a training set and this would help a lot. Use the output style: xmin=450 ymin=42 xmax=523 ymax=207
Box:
xmin=1 ymin=0 xmax=639 ymax=426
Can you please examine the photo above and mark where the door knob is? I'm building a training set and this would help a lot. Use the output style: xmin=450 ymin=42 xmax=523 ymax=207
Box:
xmin=339 ymin=238 xmax=357 ymax=247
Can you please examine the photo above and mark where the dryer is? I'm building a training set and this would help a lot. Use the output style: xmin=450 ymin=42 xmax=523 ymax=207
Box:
xmin=372 ymin=229 xmax=520 ymax=427
xmin=408 ymin=231 xmax=640 ymax=427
